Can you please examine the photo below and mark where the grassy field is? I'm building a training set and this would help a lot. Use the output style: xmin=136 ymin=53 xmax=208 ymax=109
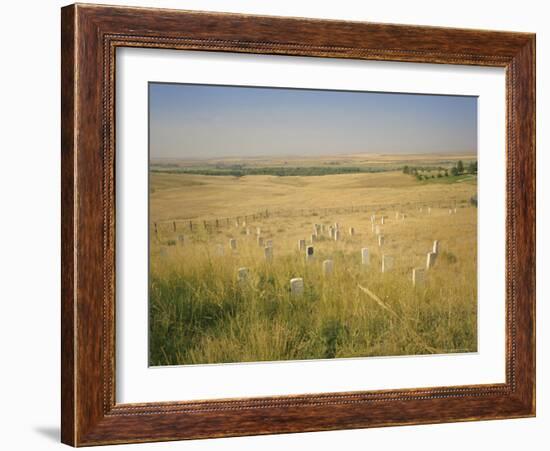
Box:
xmin=149 ymin=155 xmax=477 ymax=366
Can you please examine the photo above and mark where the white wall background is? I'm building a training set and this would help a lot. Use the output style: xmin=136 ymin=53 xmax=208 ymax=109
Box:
xmin=0 ymin=1 xmax=545 ymax=449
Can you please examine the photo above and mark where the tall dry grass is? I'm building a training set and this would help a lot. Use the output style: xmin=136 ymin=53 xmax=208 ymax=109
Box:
xmin=149 ymin=198 xmax=477 ymax=366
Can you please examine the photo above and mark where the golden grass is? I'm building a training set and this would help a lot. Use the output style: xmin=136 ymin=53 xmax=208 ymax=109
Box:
xmin=149 ymin=168 xmax=477 ymax=366
xmin=150 ymin=170 xmax=475 ymax=222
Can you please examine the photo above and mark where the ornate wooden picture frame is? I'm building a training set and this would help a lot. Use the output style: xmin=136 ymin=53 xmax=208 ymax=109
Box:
xmin=61 ymin=3 xmax=535 ymax=446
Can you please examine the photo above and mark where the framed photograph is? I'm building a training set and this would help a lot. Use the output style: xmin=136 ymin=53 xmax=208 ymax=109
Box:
xmin=61 ymin=3 xmax=535 ymax=446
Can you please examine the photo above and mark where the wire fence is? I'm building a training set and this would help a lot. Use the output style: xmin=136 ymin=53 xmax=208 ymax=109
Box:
xmin=152 ymin=197 xmax=474 ymax=236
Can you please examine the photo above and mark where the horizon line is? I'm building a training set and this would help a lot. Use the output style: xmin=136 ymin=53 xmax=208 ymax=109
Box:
xmin=150 ymin=151 xmax=478 ymax=161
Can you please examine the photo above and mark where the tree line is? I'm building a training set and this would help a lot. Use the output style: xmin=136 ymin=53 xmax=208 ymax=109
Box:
xmin=151 ymin=166 xmax=389 ymax=177
xmin=402 ymin=160 xmax=477 ymax=180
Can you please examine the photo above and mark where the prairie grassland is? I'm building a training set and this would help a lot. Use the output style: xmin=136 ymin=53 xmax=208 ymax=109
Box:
xmin=149 ymin=167 xmax=477 ymax=366
xmin=149 ymin=169 xmax=476 ymax=222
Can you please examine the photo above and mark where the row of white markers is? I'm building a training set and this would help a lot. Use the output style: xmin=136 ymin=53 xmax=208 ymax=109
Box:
xmin=236 ymin=239 xmax=440 ymax=294
xmin=176 ymin=204 xmax=458 ymax=250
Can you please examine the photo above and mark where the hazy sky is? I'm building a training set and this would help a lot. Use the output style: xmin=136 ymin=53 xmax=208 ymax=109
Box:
xmin=149 ymin=83 xmax=477 ymax=159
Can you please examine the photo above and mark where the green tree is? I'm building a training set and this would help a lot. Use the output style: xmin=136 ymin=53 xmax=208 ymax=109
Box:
xmin=403 ymin=165 xmax=410 ymax=174
xmin=467 ymin=161 xmax=478 ymax=174
xmin=457 ymin=160 xmax=464 ymax=174
xmin=450 ymin=167 xmax=459 ymax=176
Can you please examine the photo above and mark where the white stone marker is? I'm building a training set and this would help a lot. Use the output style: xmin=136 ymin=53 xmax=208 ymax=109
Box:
xmin=449 ymin=209 xmax=453 ymax=215
xmin=371 ymin=223 xmax=375 ymax=233
xmin=401 ymin=214 xmax=406 ymax=221
xmin=216 ymin=244 xmax=224 ymax=256
xmin=256 ymin=227 xmax=261 ymax=235
xmin=378 ymin=235 xmax=385 ymax=247
xmin=264 ymin=246 xmax=273 ymax=261
xmin=229 ymin=238 xmax=237 ymax=250
xmin=237 ymin=267 xmax=249 ymax=284
xmin=257 ymin=236 xmax=264 ymax=247
xmin=349 ymin=227 xmax=355 ymax=236
xmin=426 ymin=252 xmax=437 ymax=269
xmin=334 ymin=222 xmax=340 ymax=231
xmin=235 ymin=221 xmax=239 ymax=228
xmin=298 ymin=239 xmax=306 ymax=251
xmin=395 ymin=212 xmax=400 ymax=219
xmin=432 ymin=240 xmax=440 ymax=254
xmin=381 ymin=217 xmax=385 ymax=225
xmin=412 ymin=268 xmax=425 ymax=286
xmin=375 ymin=225 xmax=381 ymax=235
xmin=242 ymin=221 xmax=247 ymax=227
xmin=322 ymin=259 xmax=334 ymax=276
xmin=371 ymin=215 xmax=376 ymax=224
xmin=382 ymin=255 xmax=394 ymax=273
xmin=454 ymin=207 xmax=457 ymax=214
xmin=306 ymin=245 xmax=314 ymax=261
xmin=428 ymin=207 xmax=432 ymax=215
xmin=266 ymin=239 xmax=273 ymax=248
xmin=334 ymin=230 xmax=341 ymax=241
xmin=361 ymin=248 xmax=370 ymax=265
xmin=246 ymin=228 xmax=251 ymax=235
xmin=290 ymin=278 xmax=304 ymax=296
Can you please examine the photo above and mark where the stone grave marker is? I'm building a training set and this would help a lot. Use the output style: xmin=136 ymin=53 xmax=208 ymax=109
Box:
xmin=306 ymin=245 xmax=314 ymax=261
xmin=290 ymin=278 xmax=304 ymax=296
xmin=426 ymin=252 xmax=437 ymax=269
